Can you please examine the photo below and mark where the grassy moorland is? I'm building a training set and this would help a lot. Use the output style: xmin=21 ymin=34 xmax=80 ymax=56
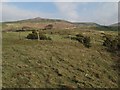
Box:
xmin=2 ymin=26 xmax=119 ymax=88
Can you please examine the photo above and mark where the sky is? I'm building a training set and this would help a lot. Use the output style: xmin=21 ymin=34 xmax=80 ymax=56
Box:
xmin=0 ymin=0 xmax=119 ymax=25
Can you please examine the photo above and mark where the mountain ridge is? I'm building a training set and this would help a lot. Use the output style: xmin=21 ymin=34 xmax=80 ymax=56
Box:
xmin=3 ymin=17 xmax=100 ymax=26
xmin=2 ymin=17 xmax=119 ymax=32
xmin=110 ymin=22 xmax=120 ymax=26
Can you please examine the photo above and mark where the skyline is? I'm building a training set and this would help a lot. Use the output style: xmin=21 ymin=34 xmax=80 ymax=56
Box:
xmin=1 ymin=2 xmax=118 ymax=25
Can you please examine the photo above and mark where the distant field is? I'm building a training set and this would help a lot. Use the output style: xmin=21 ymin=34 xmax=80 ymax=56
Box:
xmin=2 ymin=28 xmax=119 ymax=88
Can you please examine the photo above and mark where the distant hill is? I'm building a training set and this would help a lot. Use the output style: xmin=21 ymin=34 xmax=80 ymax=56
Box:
xmin=4 ymin=17 xmax=70 ymax=23
xmin=110 ymin=22 xmax=120 ymax=26
xmin=2 ymin=17 xmax=103 ymax=31
xmin=2 ymin=17 xmax=76 ymax=31
xmin=73 ymin=22 xmax=100 ymax=27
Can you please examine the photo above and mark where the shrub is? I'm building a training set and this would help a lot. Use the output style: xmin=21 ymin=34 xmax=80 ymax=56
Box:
xmin=27 ymin=31 xmax=38 ymax=39
xmin=71 ymin=34 xmax=91 ymax=48
xmin=71 ymin=37 xmax=77 ymax=40
xmin=72 ymin=34 xmax=84 ymax=43
xmin=76 ymin=34 xmax=84 ymax=37
xmin=83 ymin=36 xmax=91 ymax=48
xmin=103 ymin=36 xmax=112 ymax=47
xmin=39 ymin=34 xmax=51 ymax=40
xmin=75 ymin=34 xmax=84 ymax=43
xmin=103 ymin=34 xmax=120 ymax=52
xmin=118 ymin=33 xmax=120 ymax=49
xmin=32 ymin=30 xmax=37 ymax=34
xmin=26 ymin=30 xmax=51 ymax=40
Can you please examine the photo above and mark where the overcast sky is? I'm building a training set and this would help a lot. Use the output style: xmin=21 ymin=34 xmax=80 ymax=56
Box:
xmin=0 ymin=0 xmax=118 ymax=25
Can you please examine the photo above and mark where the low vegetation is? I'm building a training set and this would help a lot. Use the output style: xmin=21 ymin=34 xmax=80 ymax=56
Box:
xmin=103 ymin=33 xmax=120 ymax=52
xmin=27 ymin=30 xmax=51 ymax=40
xmin=71 ymin=34 xmax=91 ymax=48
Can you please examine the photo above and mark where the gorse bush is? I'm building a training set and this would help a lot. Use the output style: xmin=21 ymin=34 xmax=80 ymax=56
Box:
xmin=39 ymin=34 xmax=51 ymax=40
xmin=103 ymin=33 xmax=120 ymax=52
xmin=118 ymin=33 xmax=120 ymax=48
xmin=75 ymin=34 xmax=84 ymax=43
xmin=27 ymin=31 xmax=38 ymax=39
xmin=83 ymin=36 xmax=91 ymax=48
xmin=27 ymin=30 xmax=51 ymax=40
xmin=76 ymin=34 xmax=84 ymax=37
xmin=71 ymin=34 xmax=91 ymax=48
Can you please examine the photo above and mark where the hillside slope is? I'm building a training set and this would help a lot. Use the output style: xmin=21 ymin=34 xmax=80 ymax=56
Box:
xmin=2 ymin=17 xmax=102 ymax=31
xmin=2 ymin=17 xmax=75 ymax=31
xmin=2 ymin=29 xmax=118 ymax=88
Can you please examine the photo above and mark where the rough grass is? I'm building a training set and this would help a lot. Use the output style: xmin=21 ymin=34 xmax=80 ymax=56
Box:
xmin=2 ymin=30 xmax=118 ymax=88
